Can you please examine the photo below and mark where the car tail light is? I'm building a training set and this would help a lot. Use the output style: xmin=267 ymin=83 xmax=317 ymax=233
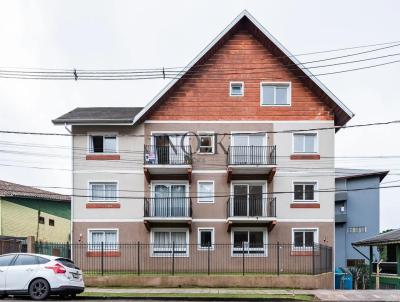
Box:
xmin=45 ymin=263 xmax=66 ymax=274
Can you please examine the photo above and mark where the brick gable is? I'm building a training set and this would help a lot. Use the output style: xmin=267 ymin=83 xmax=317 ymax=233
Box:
xmin=147 ymin=29 xmax=334 ymax=121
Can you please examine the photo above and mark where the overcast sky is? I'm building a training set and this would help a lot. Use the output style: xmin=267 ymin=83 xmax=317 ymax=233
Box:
xmin=0 ymin=0 xmax=399 ymax=230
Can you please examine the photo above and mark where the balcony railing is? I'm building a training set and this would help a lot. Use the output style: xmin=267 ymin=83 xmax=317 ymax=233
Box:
xmin=227 ymin=196 xmax=276 ymax=218
xmin=335 ymin=212 xmax=347 ymax=223
xmin=227 ymin=146 xmax=276 ymax=165
xmin=144 ymin=145 xmax=192 ymax=165
xmin=144 ymin=197 xmax=192 ymax=218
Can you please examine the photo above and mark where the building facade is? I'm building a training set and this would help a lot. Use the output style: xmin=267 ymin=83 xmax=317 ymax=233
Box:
xmin=335 ymin=168 xmax=388 ymax=268
xmin=0 ymin=180 xmax=71 ymax=242
xmin=54 ymin=11 xmax=353 ymax=268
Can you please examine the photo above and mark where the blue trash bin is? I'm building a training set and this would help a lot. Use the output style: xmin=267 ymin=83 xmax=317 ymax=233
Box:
xmin=341 ymin=268 xmax=353 ymax=290
xmin=335 ymin=267 xmax=345 ymax=289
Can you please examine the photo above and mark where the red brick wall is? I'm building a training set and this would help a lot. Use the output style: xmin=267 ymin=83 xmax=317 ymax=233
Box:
xmin=148 ymin=29 xmax=334 ymax=121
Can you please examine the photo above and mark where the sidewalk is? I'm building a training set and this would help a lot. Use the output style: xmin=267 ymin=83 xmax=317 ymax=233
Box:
xmin=85 ymin=287 xmax=400 ymax=301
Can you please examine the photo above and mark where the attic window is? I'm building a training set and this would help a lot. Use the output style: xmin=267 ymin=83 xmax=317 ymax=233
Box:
xmin=261 ymin=82 xmax=291 ymax=106
xmin=230 ymin=82 xmax=244 ymax=96
xmin=49 ymin=219 xmax=55 ymax=227
xmin=38 ymin=216 xmax=45 ymax=224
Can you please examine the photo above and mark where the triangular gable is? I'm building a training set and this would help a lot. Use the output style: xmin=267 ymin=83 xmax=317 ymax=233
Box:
xmin=134 ymin=10 xmax=354 ymax=126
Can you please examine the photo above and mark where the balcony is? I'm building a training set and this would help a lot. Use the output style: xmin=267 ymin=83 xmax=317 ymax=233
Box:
xmin=143 ymin=145 xmax=192 ymax=182
xmin=227 ymin=196 xmax=276 ymax=230
xmin=143 ymin=197 xmax=192 ymax=229
xmin=227 ymin=146 xmax=276 ymax=182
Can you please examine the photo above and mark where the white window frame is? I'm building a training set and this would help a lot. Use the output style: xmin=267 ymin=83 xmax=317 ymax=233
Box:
xmin=229 ymin=81 xmax=244 ymax=97
xmin=87 ymin=228 xmax=119 ymax=251
xmin=88 ymin=181 xmax=119 ymax=203
xmin=197 ymin=227 xmax=215 ymax=251
xmin=292 ymin=132 xmax=318 ymax=154
xmin=87 ymin=132 xmax=119 ymax=154
xmin=230 ymin=227 xmax=268 ymax=257
xmin=197 ymin=131 xmax=215 ymax=154
xmin=292 ymin=181 xmax=318 ymax=203
xmin=197 ymin=180 xmax=215 ymax=203
xmin=291 ymin=228 xmax=319 ymax=251
xmin=150 ymin=228 xmax=189 ymax=257
xmin=260 ymin=82 xmax=291 ymax=106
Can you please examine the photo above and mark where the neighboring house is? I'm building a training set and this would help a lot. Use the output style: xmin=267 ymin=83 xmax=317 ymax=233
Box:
xmin=53 ymin=11 xmax=353 ymax=273
xmin=335 ymin=168 xmax=388 ymax=268
xmin=0 ymin=180 xmax=71 ymax=242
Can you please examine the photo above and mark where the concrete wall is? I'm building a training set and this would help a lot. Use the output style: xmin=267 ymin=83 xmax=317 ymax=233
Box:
xmin=335 ymin=176 xmax=381 ymax=267
xmin=85 ymin=272 xmax=333 ymax=289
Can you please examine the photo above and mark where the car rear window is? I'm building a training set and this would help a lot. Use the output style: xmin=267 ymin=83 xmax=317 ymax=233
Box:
xmin=56 ymin=258 xmax=79 ymax=269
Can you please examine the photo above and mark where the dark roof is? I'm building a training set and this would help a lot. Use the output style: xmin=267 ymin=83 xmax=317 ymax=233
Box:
xmin=133 ymin=10 xmax=354 ymax=126
xmin=0 ymin=180 xmax=70 ymax=202
xmin=335 ymin=168 xmax=389 ymax=182
xmin=52 ymin=107 xmax=143 ymax=125
xmin=353 ymin=229 xmax=400 ymax=246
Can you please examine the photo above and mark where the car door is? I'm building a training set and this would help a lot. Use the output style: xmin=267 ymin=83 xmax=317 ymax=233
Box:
xmin=5 ymin=254 xmax=40 ymax=291
xmin=0 ymin=255 xmax=16 ymax=291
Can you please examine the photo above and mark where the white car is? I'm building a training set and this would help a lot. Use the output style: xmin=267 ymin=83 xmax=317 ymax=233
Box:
xmin=0 ymin=253 xmax=84 ymax=300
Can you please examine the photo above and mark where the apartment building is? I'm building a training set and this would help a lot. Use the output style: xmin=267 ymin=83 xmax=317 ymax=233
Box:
xmin=53 ymin=11 xmax=353 ymax=263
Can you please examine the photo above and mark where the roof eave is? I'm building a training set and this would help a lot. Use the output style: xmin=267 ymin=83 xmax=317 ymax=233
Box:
xmin=52 ymin=119 xmax=134 ymax=126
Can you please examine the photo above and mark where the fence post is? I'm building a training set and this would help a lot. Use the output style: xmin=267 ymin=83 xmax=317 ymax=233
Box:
xmin=207 ymin=245 xmax=210 ymax=275
xmin=137 ymin=241 xmax=140 ymax=276
xmin=101 ymin=241 xmax=104 ymax=276
xmin=277 ymin=242 xmax=280 ymax=276
xmin=312 ymin=243 xmax=315 ymax=275
xmin=172 ymin=242 xmax=175 ymax=276
xmin=242 ymin=241 xmax=245 ymax=276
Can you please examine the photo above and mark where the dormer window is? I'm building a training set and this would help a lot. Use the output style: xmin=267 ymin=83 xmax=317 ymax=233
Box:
xmin=230 ymin=82 xmax=244 ymax=96
xmin=261 ymin=82 xmax=291 ymax=106
xmin=89 ymin=134 xmax=117 ymax=153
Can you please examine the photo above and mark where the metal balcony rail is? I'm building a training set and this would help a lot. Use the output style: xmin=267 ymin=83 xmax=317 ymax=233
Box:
xmin=144 ymin=145 xmax=192 ymax=165
xmin=227 ymin=197 xmax=276 ymax=218
xmin=228 ymin=145 xmax=276 ymax=165
xmin=33 ymin=242 xmax=332 ymax=276
xmin=144 ymin=197 xmax=192 ymax=217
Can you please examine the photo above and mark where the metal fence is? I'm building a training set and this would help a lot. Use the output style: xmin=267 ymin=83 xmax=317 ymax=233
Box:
xmin=227 ymin=197 xmax=276 ymax=218
xmin=228 ymin=146 xmax=276 ymax=165
xmin=144 ymin=145 xmax=192 ymax=165
xmin=35 ymin=242 xmax=332 ymax=276
xmin=144 ymin=197 xmax=192 ymax=217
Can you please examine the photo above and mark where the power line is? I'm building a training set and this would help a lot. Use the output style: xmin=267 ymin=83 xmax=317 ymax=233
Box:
xmin=1 ymin=183 xmax=399 ymax=200
xmin=1 ymin=119 xmax=400 ymax=137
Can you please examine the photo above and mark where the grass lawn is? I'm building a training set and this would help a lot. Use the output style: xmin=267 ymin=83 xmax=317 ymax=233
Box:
xmin=80 ymin=292 xmax=315 ymax=301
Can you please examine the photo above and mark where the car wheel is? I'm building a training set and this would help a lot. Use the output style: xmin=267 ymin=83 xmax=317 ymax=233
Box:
xmin=29 ymin=278 xmax=50 ymax=300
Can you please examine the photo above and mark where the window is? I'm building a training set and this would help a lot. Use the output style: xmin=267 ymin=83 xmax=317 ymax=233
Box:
xmin=49 ymin=219 xmax=55 ymax=226
xmin=293 ymin=182 xmax=317 ymax=202
xmin=197 ymin=181 xmax=214 ymax=203
xmin=198 ymin=228 xmax=214 ymax=250
xmin=152 ymin=230 xmax=188 ymax=256
xmin=0 ymin=255 xmax=16 ymax=266
xmin=232 ymin=230 xmax=266 ymax=255
xmin=37 ymin=257 xmax=50 ymax=265
xmin=261 ymin=83 xmax=290 ymax=105
xmin=347 ymin=259 xmax=365 ymax=267
xmin=38 ymin=216 xmax=45 ymax=224
xmin=88 ymin=230 xmax=118 ymax=251
xmin=293 ymin=229 xmax=318 ymax=249
xmin=89 ymin=182 xmax=118 ymax=202
xmin=293 ymin=133 xmax=317 ymax=153
xmin=230 ymin=82 xmax=244 ymax=96
xmin=89 ymin=135 xmax=117 ymax=153
xmin=198 ymin=133 xmax=214 ymax=154
xmin=347 ymin=226 xmax=367 ymax=233
xmin=13 ymin=255 xmax=38 ymax=266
